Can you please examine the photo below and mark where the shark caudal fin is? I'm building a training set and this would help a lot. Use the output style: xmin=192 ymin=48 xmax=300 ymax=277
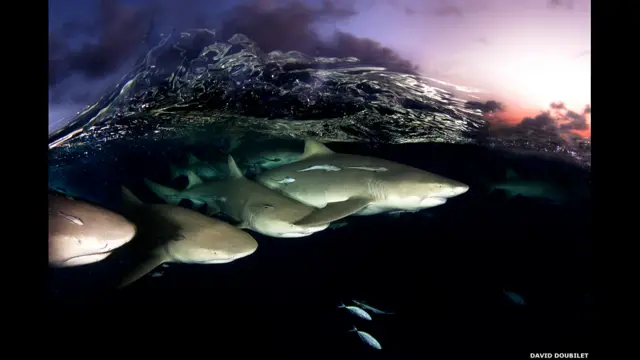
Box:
xmin=144 ymin=179 xmax=183 ymax=206
xmin=117 ymin=253 xmax=169 ymax=289
xmin=293 ymin=197 xmax=371 ymax=227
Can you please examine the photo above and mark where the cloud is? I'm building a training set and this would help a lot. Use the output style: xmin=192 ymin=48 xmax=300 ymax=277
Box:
xmin=469 ymin=99 xmax=591 ymax=142
xmin=399 ymin=0 xmax=489 ymax=18
xmin=548 ymin=0 xmax=574 ymax=9
xmin=49 ymin=0 xmax=156 ymax=86
xmin=465 ymin=100 xmax=505 ymax=114
xmin=49 ymin=0 xmax=420 ymax=111
xmin=432 ymin=5 xmax=464 ymax=17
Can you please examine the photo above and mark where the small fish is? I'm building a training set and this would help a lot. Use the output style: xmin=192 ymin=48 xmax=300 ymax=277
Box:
xmin=352 ymin=299 xmax=395 ymax=315
xmin=348 ymin=326 xmax=382 ymax=350
xmin=161 ymin=264 xmax=169 ymax=268
xmin=298 ymin=165 xmax=342 ymax=172
xmin=338 ymin=302 xmax=372 ymax=320
xmin=329 ymin=221 xmax=349 ymax=230
xmin=387 ymin=210 xmax=419 ymax=217
xmin=346 ymin=166 xmax=388 ymax=172
xmin=57 ymin=211 xmax=84 ymax=225
xmin=151 ymin=272 xmax=163 ymax=278
xmin=270 ymin=176 xmax=296 ymax=184
xmin=503 ymin=290 xmax=526 ymax=306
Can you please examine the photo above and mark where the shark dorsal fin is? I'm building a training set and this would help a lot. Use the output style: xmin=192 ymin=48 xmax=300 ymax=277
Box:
xmin=121 ymin=186 xmax=144 ymax=207
xmin=505 ymin=168 xmax=519 ymax=180
xmin=299 ymin=139 xmax=334 ymax=160
xmin=187 ymin=153 xmax=201 ymax=165
xmin=185 ymin=171 xmax=204 ymax=188
xmin=228 ymin=155 xmax=245 ymax=179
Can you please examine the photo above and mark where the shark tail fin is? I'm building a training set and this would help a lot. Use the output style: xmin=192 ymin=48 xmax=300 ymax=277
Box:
xmin=144 ymin=178 xmax=183 ymax=205
xmin=168 ymin=164 xmax=184 ymax=180
xmin=117 ymin=253 xmax=169 ymax=289
xmin=187 ymin=153 xmax=202 ymax=165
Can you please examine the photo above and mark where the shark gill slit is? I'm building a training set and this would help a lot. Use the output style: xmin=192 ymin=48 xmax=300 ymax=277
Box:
xmin=367 ymin=179 xmax=387 ymax=200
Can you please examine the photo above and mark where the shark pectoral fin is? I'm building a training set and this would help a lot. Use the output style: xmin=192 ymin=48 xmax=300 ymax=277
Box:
xmin=293 ymin=197 xmax=371 ymax=227
xmin=117 ymin=253 xmax=170 ymax=289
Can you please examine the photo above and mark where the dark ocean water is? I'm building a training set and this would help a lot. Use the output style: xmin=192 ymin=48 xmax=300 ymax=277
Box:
xmin=48 ymin=136 xmax=591 ymax=358
xmin=47 ymin=29 xmax=591 ymax=358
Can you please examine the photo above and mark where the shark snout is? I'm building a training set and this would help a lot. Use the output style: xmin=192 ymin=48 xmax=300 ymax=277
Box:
xmin=451 ymin=184 xmax=469 ymax=196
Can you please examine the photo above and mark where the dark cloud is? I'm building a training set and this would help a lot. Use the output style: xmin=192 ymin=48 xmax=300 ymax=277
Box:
xmin=398 ymin=0 xmax=489 ymax=17
xmin=515 ymin=103 xmax=590 ymax=133
xmin=49 ymin=0 xmax=156 ymax=86
xmin=560 ymin=110 xmax=589 ymax=131
xmin=520 ymin=112 xmax=558 ymax=132
xmin=49 ymin=0 xmax=419 ymax=106
xmin=548 ymin=0 xmax=574 ymax=9
xmin=433 ymin=5 xmax=463 ymax=17
xmin=465 ymin=100 xmax=505 ymax=114
xmin=218 ymin=0 xmax=417 ymax=74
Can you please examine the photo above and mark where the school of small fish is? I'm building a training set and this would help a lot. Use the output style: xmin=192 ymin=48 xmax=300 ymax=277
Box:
xmin=338 ymin=299 xmax=393 ymax=350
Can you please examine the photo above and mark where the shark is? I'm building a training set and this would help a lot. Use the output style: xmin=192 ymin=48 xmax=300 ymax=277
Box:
xmin=232 ymin=138 xmax=303 ymax=175
xmin=255 ymin=139 xmax=470 ymax=226
xmin=48 ymin=192 xmax=137 ymax=267
xmin=489 ymin=168 xmax=574 ymax=203
xmin=144 ymin=155 xmax=358 ymax=238
xmin=169 ymin=153 xmax=220 ymax=181
xmin=117 ymin=186 xmax=258 ymax=288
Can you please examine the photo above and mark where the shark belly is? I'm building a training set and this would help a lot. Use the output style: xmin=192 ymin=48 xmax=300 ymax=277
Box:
xmin=355 ymin=197 xmax=447 ymax=216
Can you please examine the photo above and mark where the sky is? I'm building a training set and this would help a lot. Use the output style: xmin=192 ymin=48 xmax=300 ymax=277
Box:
xmin=48 ymin=0 xmax=591 ymax=138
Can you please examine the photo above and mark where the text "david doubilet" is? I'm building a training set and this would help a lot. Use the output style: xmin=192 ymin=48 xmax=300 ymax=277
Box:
xmin=530 ymin=354 xmax=589 ymax=359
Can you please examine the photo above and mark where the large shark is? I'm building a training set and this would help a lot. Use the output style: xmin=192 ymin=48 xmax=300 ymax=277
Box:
xmin=49 ymin=192 xmax=137 ymax=267
xmin=117 ymin=186 xmax=258 ymax=288
xmin=256 ymin=139 xmax=470 ymax=226
xmin=144 ymin=155 xmax=356 ymax=238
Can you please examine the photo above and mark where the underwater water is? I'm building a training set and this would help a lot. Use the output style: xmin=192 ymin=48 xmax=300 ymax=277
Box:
xmin=47 ymin=30 xmax=592 ymax=358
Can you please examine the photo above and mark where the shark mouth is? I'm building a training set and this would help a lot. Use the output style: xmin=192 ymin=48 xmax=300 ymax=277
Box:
xmin=60 ymin=243 xmax=117 ymax=264
xmin=62 ymin=250 xmax=114 ymax=264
